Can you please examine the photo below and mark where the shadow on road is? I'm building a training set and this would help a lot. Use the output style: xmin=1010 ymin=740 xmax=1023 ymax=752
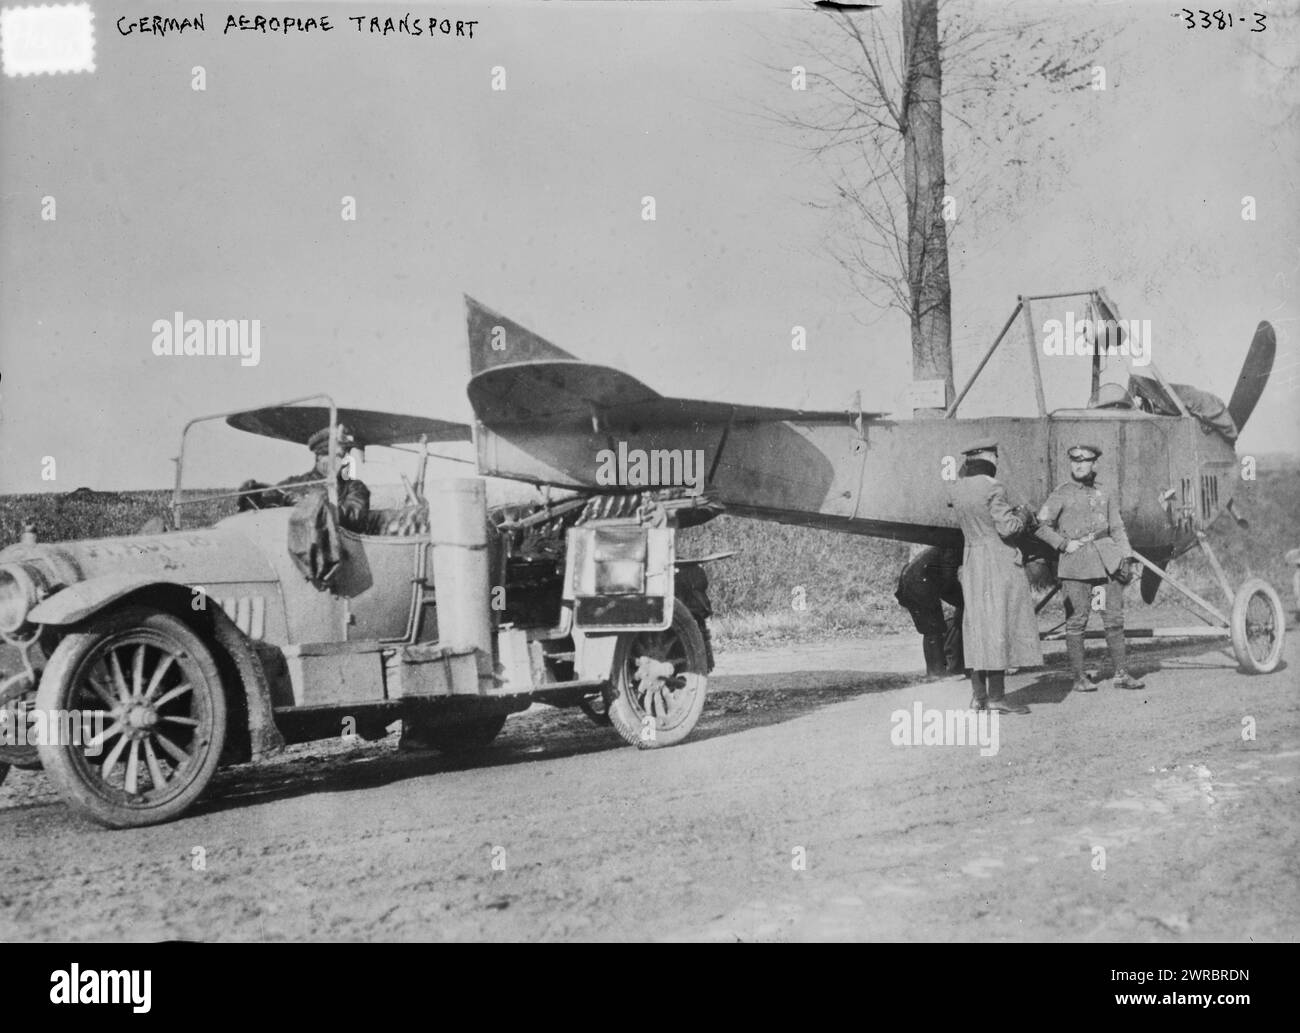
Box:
xmin=1008 ymin=635 xmax=1246 ymax=708
xmin=6 ymin=633 xmax=1253 ymax=827
xmin=190 ymin=669 xmax=917 ymax=820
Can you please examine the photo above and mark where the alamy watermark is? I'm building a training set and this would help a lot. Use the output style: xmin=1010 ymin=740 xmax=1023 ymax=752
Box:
xmin=595 ymin=441 xmax=705 ymax=494
xmin=890 ymin=702 xmax=1000 ymax=757
xmin=151 ymin=311 xmax=261 ymax=366
xmin=0 ymin=705 xmax=106 ymax=756
xmin=1041 ymin=311 xmax=1151 ymax=366
xmin=50 ymin=965 xmax=151 ymax=1013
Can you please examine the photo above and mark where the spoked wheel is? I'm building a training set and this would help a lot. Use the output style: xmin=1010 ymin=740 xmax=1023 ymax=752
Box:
xmin=1230 ymin=578 xmax=1286 ymax=674
xmin=607 ymin=600 xmax=708 ymax=749
xmin=36 ymin=607 xmax=227 ymax=828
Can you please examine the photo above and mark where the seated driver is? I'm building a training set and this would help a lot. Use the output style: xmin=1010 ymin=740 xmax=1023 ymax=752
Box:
xmin=282 ymin=425 xmax=371 ymax=533
xmin=239 ymin=425 xmax=370 ymax=533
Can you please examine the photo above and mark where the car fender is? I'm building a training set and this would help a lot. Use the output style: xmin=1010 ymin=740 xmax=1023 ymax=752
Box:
xmin=29 ymin=575 xmax=285 ymax=762
xmin=207 ymin=605 xmax=285 ymax=761
xmin=28 ymin=573 xmax=174 ymax=626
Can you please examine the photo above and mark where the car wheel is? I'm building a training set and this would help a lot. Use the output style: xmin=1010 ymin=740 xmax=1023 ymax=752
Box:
xmin=607 ymin=600 xmax=708 ymax=749
xmin=1230 ymin=578 xmax=1285 ymax=674
xmin=36 ymin=606 xmax=227 ymax=828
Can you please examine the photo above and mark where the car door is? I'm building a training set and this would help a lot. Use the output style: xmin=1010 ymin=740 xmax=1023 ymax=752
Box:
xmin=334 ymin=530 xmax=425 ymax=642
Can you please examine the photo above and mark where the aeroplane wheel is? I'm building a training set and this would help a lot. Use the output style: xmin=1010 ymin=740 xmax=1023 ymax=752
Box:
xmin=1230 ymin=578 xmax=1286 ymax=674
xmin=36 ymin=606 xmax=227 ymax=828
xmin=607 ymin=600 xmax=708 ymax=750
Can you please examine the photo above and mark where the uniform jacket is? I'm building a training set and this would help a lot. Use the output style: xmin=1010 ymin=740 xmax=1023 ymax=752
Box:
xmin=279 ymin=470 xmax=371 ymax=534
xmin=1034 ymin=479 xmax=1131 ymax=581
xmin=948 ymin=474 xmax=1043 ymax=670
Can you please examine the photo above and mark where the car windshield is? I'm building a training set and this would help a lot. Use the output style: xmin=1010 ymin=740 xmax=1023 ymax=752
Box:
xmin=172 ymin=403 xmax=431 ymax=530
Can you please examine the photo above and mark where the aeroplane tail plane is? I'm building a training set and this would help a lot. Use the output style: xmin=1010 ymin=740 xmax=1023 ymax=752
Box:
xmin=464 ymin=295 xmax=881 ymax=430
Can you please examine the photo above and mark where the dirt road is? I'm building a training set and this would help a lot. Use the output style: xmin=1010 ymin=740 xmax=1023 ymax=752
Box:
xmin=1 ymin=630 xmax=1296 ymax=942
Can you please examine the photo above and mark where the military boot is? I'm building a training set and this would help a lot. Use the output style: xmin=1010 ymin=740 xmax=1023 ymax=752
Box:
xmin=986 ymin=671 xmax=1029 ymax=714
xmin=1067 ymin=633 xmax=1096 ymax=692
xmin=1105 ymin=629 xmax=1145 ymax=689
xmin=922 ymin=633 xmax=947 ymax=678
xmin=969 ymin=670 xmax=988 ymax=711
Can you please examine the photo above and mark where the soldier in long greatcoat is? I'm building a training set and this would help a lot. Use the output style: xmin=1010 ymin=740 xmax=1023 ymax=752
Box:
xmin=948 ymin=439 xmax=1041 ymax=714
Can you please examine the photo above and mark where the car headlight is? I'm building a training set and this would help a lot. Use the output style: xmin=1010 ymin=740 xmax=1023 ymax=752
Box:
xmin=0 ymin=564 xmax=40 ymax=634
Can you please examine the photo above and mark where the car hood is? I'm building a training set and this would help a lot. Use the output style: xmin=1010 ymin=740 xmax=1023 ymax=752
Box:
xmin=0 ymin=516 xmax=283 ymax=589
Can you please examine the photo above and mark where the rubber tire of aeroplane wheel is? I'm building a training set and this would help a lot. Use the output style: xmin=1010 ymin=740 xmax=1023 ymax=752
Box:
xmin=607 ymin=600 xmax=709 ymax=750
xmin=36 ymin=607 xmax=228 ymax=829
xmin=418 ymin=714 xmax=507 ymax=753
xmin=1230 ymin=578 xmax=1286 ymax=675
xmin=0 ymin=762 xmax=7 ymax=788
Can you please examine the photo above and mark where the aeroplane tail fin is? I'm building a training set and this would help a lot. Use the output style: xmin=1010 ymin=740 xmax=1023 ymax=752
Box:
xmin=1226 ymin=320 xmax=1276 ymax=432
xmin=465 ymin=299 xmax=876 ymax=429
xmin=465 ymin=295 xmax=578 ymax=377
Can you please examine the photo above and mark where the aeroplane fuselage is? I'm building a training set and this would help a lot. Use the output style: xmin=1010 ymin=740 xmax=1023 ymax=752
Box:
xmin=465 ymin=296 xmax=1244 ymax=560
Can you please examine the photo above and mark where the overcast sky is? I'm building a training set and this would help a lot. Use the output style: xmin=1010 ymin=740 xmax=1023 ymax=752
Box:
xmin=2 ymin=0 xmax=1297 ymax=494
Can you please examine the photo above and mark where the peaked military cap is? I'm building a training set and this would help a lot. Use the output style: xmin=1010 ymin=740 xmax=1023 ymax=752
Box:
xmin=1067 ymin=443 xmax=1102 ymax=461
xmin=307 ymin=424 xmax=356 ymax=455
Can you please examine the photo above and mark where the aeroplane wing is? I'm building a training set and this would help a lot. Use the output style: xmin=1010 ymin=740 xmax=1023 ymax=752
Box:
xmin=465 ymin=295 xmax=881 ymax=428
xmin=227 ymin=406 xmax=471 ymax=448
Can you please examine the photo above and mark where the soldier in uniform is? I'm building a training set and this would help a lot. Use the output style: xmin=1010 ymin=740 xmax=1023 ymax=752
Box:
xmin=948 ymin=439 xmax=1041 ymax=714
xmin=1034 ymin=444 xmax=1144 ymax=692
xmin=894 ymin=545 xmax=964 ymax=678
xmin=239 ymin=425 xmax=371 ymax=534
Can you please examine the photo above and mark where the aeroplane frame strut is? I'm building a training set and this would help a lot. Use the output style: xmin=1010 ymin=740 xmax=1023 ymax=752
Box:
xmin=1062 ymin=535 xmax=1289 ymax=676
xmin=1130 ymin=547 xmax=1230 ymax=629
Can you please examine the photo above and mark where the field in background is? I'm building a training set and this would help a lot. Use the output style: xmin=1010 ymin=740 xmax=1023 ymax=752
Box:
xmin=2 ymin=459 xmax=1296 ymax=649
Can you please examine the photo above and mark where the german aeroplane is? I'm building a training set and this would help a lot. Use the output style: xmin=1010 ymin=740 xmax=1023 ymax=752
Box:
xmin=463 ymin=290 xmax=1285 ymax=675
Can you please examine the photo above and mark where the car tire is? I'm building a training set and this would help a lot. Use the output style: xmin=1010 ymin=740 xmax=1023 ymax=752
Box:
xmin=607 ymin=600 xmax=708 ymax=749
xmin=36 ymin=606 xmax=227 ymax=828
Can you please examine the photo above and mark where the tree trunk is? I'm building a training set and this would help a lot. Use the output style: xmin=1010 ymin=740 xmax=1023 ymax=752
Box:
xmin=901 ymin=0 xmax=953 ymax=417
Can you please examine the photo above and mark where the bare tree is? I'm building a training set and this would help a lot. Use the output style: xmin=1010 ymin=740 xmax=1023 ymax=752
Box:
xmin=776 ymin=1 xmax=1101 ymax=414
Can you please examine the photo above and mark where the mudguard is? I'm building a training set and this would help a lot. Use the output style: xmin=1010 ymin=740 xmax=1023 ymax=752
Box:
xmin=27 ymin=575 xmax=285 ymax=762
xmin=28 ymin=574 xmax=168 ymax=626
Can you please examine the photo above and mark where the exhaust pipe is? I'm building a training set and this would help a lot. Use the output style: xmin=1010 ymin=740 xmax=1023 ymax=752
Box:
xmin=425 ymin=477 xmax=495 ymax=693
